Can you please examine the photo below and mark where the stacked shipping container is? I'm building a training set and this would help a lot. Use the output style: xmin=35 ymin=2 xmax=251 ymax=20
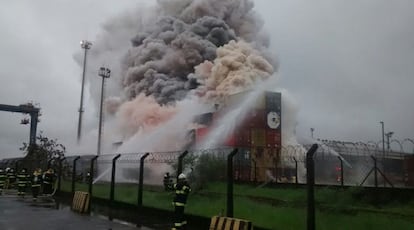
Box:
xmin=191 ymin=91 xmax=282 ymax=182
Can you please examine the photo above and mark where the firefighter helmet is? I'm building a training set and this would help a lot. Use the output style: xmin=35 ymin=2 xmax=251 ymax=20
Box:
xmin=178 ymin=173 xmax=186 ymax=180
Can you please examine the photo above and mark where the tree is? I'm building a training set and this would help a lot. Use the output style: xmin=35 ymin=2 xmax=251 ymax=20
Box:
xmin=20 ymin=132 xmax=66 ymax=172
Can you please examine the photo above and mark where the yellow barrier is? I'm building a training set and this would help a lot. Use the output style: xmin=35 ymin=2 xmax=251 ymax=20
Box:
xmin=209 ymin=216 xmax=253 ymax=230
xmin=72 ymin=191 xmax=89 ymax=213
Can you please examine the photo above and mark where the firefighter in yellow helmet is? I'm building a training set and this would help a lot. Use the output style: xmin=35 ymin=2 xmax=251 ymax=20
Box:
xmin=171 ymin=173 xmax=191 ymax=230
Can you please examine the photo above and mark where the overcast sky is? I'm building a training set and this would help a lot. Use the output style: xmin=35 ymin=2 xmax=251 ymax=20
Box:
xmin=1 ymin=0 xmax=413 ymax=158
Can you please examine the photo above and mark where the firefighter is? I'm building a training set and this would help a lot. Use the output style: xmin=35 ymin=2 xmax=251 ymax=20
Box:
xmin=171 ymin=173 xmax=191 ymax=230
xmin=7 ymin=168 xmax=16 ymax=189
xmin=42 ymin=168 xmax=55 ymax=195
xmin=30 ymin=168 xmax=43 ymax=201
xmin=17 ymin=168 xmax=29 ymax=196
xmin=31 ymin=168 xmax=43 ymax=201
xmin=163 ymin=172 xmax=173 ymax=191
xmin=0 ymin=169 xmax=6 ymax=195
xmin=85 ymin=171 xmax=91 ymax=184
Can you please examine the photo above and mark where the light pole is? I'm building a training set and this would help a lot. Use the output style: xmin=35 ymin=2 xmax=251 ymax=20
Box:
xmin=77 ymin=40 xmax=92 ymax=143
xmin=380 ymin=122 xmax=385 ymax=159
xmin=380 ymin=121 xmax=386 ymax=187
xmin=385 ymin=132 xmax=394 ymax=151
xmin=97 ymin=67 xmax=111 ymax=156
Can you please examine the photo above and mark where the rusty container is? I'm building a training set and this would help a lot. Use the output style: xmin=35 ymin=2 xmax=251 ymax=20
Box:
xmin=265 ymin=129 xmax=281 ymax=148
xmin=251 ymin=129 xmax=266 ymax=147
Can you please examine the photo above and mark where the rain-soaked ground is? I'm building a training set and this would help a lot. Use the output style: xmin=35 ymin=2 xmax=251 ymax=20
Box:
xmin=0 ymin=190 xmax=153 ymax=230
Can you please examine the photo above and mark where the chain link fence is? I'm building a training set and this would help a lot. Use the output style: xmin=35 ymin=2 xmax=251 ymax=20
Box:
xmin=1 ymin=141 xmax=414 ymax=194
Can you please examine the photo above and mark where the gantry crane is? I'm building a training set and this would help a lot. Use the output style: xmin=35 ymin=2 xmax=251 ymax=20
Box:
xmin=0 ymin=103 xmax=40 ymax=147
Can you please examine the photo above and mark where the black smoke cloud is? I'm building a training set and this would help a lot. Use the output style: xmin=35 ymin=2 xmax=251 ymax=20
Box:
xmin=121 ymin=0 xmax=268 ymax=105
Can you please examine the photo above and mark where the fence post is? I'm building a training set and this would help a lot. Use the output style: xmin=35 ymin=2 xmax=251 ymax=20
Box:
xmin=138 ymin=153 xmax=150 ymax=208
xmin=88 ymin=156 xmax=99 ymax=213
xmin=273 ymin=156 xmax=278 ymax=184
xmin=57 ymin=157 xmax=66 ymax=194
xmin=252 ymin=159 xmax=257 ymax=183
xmin=227 ymin=148 xmax=238 ymax=218
xmin=71 ymin=156 xmax=81 ymax=194
xmin=306 ymin=144 xmax=318 ymax=230
xmin=177 ymin=151 xmax=188 ymax=180
xmin=372 ymin=156 xmax=378 ymax=188
xmin=294 ymin=157 xmax=298 ymax=184
xmin=110 ymin=154 xmax=121 ymax=205
xmin=338 ymin=156 xmax=344 ymax=187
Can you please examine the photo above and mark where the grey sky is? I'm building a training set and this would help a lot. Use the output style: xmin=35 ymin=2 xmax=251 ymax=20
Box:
xmin=1 ymin=0 xmax=413 ymax=158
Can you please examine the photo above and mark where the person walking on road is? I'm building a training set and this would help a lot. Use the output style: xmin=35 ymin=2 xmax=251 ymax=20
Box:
xmin=171 ymin=173 xmax=191 ymax=230
xmin=31 ymin=168 xmax=43 ymax=201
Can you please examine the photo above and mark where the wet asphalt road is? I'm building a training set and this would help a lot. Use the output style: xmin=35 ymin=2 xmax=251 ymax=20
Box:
xmin=0 ymin=193 xmax=152 ymax=230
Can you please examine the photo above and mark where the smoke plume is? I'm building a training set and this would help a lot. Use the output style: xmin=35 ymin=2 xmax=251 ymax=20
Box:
xmin=121 ymin=0 xmax=269 ymax=105
xmin=76 ymin=0 xmax=289 ymax=153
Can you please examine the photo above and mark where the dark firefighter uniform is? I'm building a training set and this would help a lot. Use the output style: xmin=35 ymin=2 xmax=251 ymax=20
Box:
xmin=172 ymin=173 xmax=191 ymax=230
xmin=42 ymin=168 xmax=55 ymax=195
xmin=17 ymin=169 xmax=29 ymax=196
xmin=0 ymin=169 xmax=6 ymax=195
xmin=163 ymin=172 xmax=173 ymax=191
xmin=7 ymin=169 xmax=17 ymax=189
xmin=31 ymin=169 xmax=43 ymax=201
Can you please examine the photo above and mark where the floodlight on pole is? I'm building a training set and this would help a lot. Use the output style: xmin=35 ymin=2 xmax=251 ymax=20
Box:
xmin=97 ymin=67 xmax=111 ymax=156
xmin=380 ymin=121 xmax=385 ymax=159
xmin=77 ymin=40 xmax=92 ymax=144
xmin=385 ymin=131 xmax=394 ymax=151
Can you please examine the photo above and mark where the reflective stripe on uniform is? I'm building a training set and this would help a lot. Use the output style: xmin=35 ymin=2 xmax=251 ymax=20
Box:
xmin=173 ymin=202 xmax=185 ymax=206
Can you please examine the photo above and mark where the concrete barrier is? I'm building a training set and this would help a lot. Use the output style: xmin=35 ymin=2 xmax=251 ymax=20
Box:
xmin=209 ymin=216 xmax=253 ymax=230
xmin=72 ymin=191 xmax=89 ymax=213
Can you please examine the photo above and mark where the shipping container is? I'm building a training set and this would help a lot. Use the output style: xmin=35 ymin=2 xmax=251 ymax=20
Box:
xmin=224 ymin=133 xmax=237 ymax=147
xmin=265 ymin=130 xmax=281 ymax=147
xmin=224 ymin=91 xmax=266 ymax=110
xmin=404 ymin=156 xmax=414 ymax=171
xmin=195 ymin=127 xmax=209 ymax=144
xmin=404 ymin=156 xmax=414 ymax=186
xmin=265 ymin=111 xmax=281 ymax=130
xmin=265 ymin=92 xmax=282 ymax=111
xmin=193 ymin=112 xmax=213 ymax=126
xmin=234 ymin=128 xmax=251 ymax=147
xmin=245 ymin=109 xmax=266 ymax=128
xmin=251 ymin=129 xmax=266 ymax=147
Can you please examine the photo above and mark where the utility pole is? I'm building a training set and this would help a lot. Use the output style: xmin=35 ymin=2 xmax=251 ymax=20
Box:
xmin=77 ymin=40 xmax=92 ymax=144
xmin=380 ymin=121 xmax=386 ymax=187
xmin=380 ymin=121 xmax=385 ymax=159
xmin=97 ymin=67 xmax=111 ymax=156
xmin=385 ymin=132 xmax=394 ymax=151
